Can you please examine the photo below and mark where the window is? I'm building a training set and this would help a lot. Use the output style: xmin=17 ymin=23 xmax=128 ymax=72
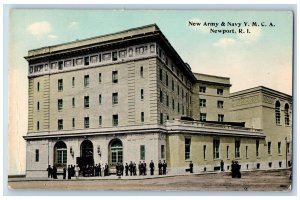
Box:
xmin=217 ymin=101 xmax=224 ymax=108
xmin=35 ymin=149 xmax=39 ymax=162
xmin=278 ymin=142 xmax=281 ymax=154
xmin=99 ymin=94 xmax=102 ymax=105
xmin=112 ymin=51 xmax=118 ymax=61
xmin=256 ymin=140 xmax=260 ymax=157
xmin=141 ymin=89 xmax=144 ymax=100
xmin=217 ymin=88 xmax=224 ymax=95
xmin=72 ymin=77 xmax=75 ymax=87
xmin=58 ymin=61 xmax=63 ymax=70
xmin=136 ymin=46 xmax=147 ymax=54
xmin=166 ymin=57 xmax=169 ymax=66
xmin=246 ymin=146 xmax=248 ymax=158
xmin=182 ymin=105 xmax=185 ymax=115
xmin=99 ymin=116 xmax=102 ymax=126
xmin=287 ymin=142 xmax=290 ymax=154
xmin=103 ymin=53 xmax=111 ymax=61
xmin=166 ymin=95 xmax=169 ymax=107
xmin=235 ymin=140 xmax=240 ymax=158
xmin=112 ymin=93 xmax=118 ymax=105
xmin=128 ymin=48 xmax=133 ymax=57
xmin=84 ymin=56 xmax=89 ymax=65
xmin=140 ymin=145 xmax=145 ymax=160
xmin=172 ymin=99 xmax=175 ymax=110
xmin=226 ymin=145 xmax=229 ymax=159
xmin=160 ymin=90 xmax=163 ymax=103
xmin=37 ymin=102 xmax=40 ymax=111
xmin=72 ymin=98 xmax=75 ymax=107
xmin=72 ymin=118 xmax=75 ymax=128
xmin=84 ymin=96 xmax=89 ymax=108
xmin=37 ymin=82 xmax=40 ymax=92
xmin=113 ymin=114 xmax=118 ymax=126
xmin=112 ymin=71 xmax=118 ymax=83
xmin=268 ymin=141 xmax=272 ymax=155
xmin=141 ymin=112 xmax=144 ymax=123
xmin=203 ymin=145 xmax=206 ymax=160
xmin=199 ymin=86 xmax=206 ymax=93
xmin=182 ymin=88 xmax=184 ymax=99
xmin=166 ymin=74 xmax=169 ymax=86
xmin=84 ymin=75 xmax=89 ymax=87
xmin=99 ymin=73 xmax=102 ymax=83
xmin=58 ymin=79 xmax=63 ymax=91
xmin=150 ymin=45 xmax=155 ymax=53
xmin=172 ymin=79 xmax=174 ymax=91
xmin=159 ymin=68 xmax=163 ymax=81
xmin=177 ymin=84 xmax=180 ymax=95
xmin=76 ymin=58 xmax=83 ymax=65
xmin=275 ymin=101 xmax=281 ymax=125
xmin=37 ymin=121 xmax=40 ymax=130
xmin=284 ymin=104 xmax=290 ymax=126
xmin=161 ymin=145 xmax=165 ymax=159
xmin=160 ymin=113 xmax=163 ymax=125
xmin=84 ymin=117 xmax=89 ymax=128
xmin=213 ymin=139 xmax=220 ymax=159
xmin=200 ymin=113 xmax=207 ymax=122
xmin=58 ymin=119 xmax=63 ymax=130
xmin=140 ymin=66 xmax=144 ymax=78
xmin=177 ymin=103 xmax=180 ymax=113
xmin=119 ymin=50 xmax=126 ymax=58
xmin=58 ymin=99 xmax=63 ymax=110
xmin=185 ymin=138 xmax=191 ymax=160
xmin=90 ymin=55 xmax=98 ymax=63
xmin=199 ymin=99 xmax=206 ymax=107
xmin=218 ymin=114 xmax=224 ymax=122
xmin=64 ymin=60 xmax=71 ymax=67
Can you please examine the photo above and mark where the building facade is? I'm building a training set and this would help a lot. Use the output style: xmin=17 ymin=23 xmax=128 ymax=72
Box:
xmin=24 ymin=24 xmax=292 ymax=177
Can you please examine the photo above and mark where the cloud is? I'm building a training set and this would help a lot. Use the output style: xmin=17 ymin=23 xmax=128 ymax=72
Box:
xmin=68 ymin=21 xmax=79 ymax=29
xmin=26 ymin=21 xmax=52 ymax=37
xmin=237 ymin=26 xmax=262 ymax=43
xmin=187 ymin=18 xmax=210 ymax=33
xmin=213 ymin=38 xmax=236 ymax=47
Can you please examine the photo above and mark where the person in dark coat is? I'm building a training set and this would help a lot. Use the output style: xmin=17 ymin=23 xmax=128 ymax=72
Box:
xmin=129 ymin=162 xmax=133 ymax=176
xmin=138 ymin=161 xmax=142 ymax=176
xmin=220 ymin=160 xmax=224 ymax=171
xmin=189 ymin=161 xmax=193 ymax=173
xmin=231 ymin=161 xmax=235 ymax=178
xmin=46 ymin=165 xmax=52 ymax=178
xmin=125 ymin=163 xmax=129 ymax=176
xmin=67 ymin=165 xmax=71 ymax=179
xmin=143 ymin=161 xmax=147 ymax=175
xmin=63 ymin=167 xmax=66 ymax=179
xmin=162 ymin=160 xmax=167 ymax=175
xmin=149 ymin=160 xmax=154 ymax=175
xmin=121 ymin=163 xmax=124 ymax=176
xmin=52 ymin=166 xmax=57 ymax=179
xmin=158 ymin=160 xmax=162 ymax=175
xmin=133 ymin=163 xmax=137 ymax=176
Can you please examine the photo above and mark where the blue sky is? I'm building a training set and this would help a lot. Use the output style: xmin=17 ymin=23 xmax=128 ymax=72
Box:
xmin=8 ymin=10 xmax=293 ymax=175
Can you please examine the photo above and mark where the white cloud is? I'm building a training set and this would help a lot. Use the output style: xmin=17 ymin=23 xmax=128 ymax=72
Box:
xmin=187 ymin=18 xmax=210 ymax=33
xmin=237 ymin=26 xmax=262 ymax=43
xmin=48 ymin=34 xmax=57 ymax=39
xmin=26 ymin=21 xmax=52 ymax=37
xmin=213 ymin=38 xmax=236 ymax=47
xmin=68 ymin=21 xmax=79 ymax=29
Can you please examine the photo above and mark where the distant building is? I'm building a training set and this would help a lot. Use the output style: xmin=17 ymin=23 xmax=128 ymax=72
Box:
xmin=24 ymin=24 xmax=292 ymax=177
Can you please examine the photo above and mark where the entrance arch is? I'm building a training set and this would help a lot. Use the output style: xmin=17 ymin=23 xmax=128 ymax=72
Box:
xmin=109 ymin=139 xmax=123 ymax=166
xmin=54 ymin=141 xmax=67 ymax=168
xmin=80 ymin=140 xmax=94 ymax=166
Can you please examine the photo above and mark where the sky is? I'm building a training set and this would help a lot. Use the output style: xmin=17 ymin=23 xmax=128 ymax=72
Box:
xmin=8 ymin=10 xmax=293 ymax=175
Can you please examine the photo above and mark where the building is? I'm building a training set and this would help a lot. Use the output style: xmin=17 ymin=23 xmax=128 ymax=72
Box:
xmin=23 ymin=24 xmax=292 ymax=177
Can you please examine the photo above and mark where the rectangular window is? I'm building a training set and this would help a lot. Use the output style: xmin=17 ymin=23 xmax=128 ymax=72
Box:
xmin=99 ymin=73 xmax=101 ymax=83
xmin=166 ymin=57 xmax=169 ymax=66
xmin=166 ymin=95 xmax=169 ymax=107
xmin=119 ymin=50 xmax=126 ymax=58
xmin=72 ymin=118 xmax=75 ymax=128
xmin=217 ymin=100 xmax=224 ymax=108
xmin=172 ymin=79 xmax=174 ymax=91
xmin=218 ymin=114 xmax=224 ymax=122
xmin=182 ymin=88 xmax=184 ymax=99
xmin=112 ymin=93 xmax=118 ymax=105
xmin=112 ymin=71 xmax=118 ymax=83
xmin=103 ymin=53 xmax=111 ymax=61
xmin=112 ymin=51 xmax=118 ymax=61
xmin=287 ymin=142 xmax=290 ymax=154
xmin=185 ymin=138 xmax=191 ymax=160
xmin=141 ymin=112 xmax=144 ymax=123
xmin=37 ymin=102 xmax=40 ymax=111
xmin=166 ymin=74 xmax=169 ymax=86
xmin=213 ymin=139 xmax=220 ymax=159
xmin=160 ymin=90 xmax=163 ymax=103
xmin=203 ymin=145 xmax=206 ymax=160
xmin=199 ymin=99 xmax=206 ymax=107
xmin=84 ymin=75 xmax=89 ymax=87
xmin=256 ymin=140 xmax=260 ymax=157
xmin=172 ymin=99 xmax=175 ymax=110
xmin=72 ymin=77 xmax=75 ymax=87
xmin=177 ymin=84 xmax=180 ymax=95
xmin=278 ymin=142 xmax=281 ymax=154
xmin=72 ymin=97 xmax=75 ymax=107
xmin=84 ymin=56 xmax=89 ymax=65
xmin=160 ymin=113 xmax=163 ymax=125
xmin=58 ymin=79 xmax=63 ymax=91
xmin=140 ymin=66 xmax=144 ymax=78
xmin=37 ymin=82 xmax=40 ymax=92
xmin=159 ymin=68 xmax=163 ymax=81
xmin=226 ymin=145 xmax=229 ymax=159
xmin=200 ymin=113 xmax=207 ymax=122
xmin=141 ymin=89 xmax=144 ymax=100
xmin=84 ymin=96 xmax=89 ymax=108
xmin=140 ymin=145 xmax=145 ymax=160
xmin=76 ymin=58 xmax=83 ymax=65
xmin=35 ymin=149 xmax=39 ymax=162
xmin=268 ymin=141 xmax=272 ymax=155
xmin=177 ymin=102 xmax=180 ymax=113
xmin=235 ymin=140 xmax=241 ymax=158
xmin=58 ymin=61 xmax=63 ymax=70
xmin=84 ymin=117 xmax=89 ymax=128
xmin=217 ymin=88 xmax=224 ymax=95
xmin=99 ymin=116 xmax=102 ymax=126
xmin=99 ymin=94 xmax=102 ymax=105
xmin=161 ymin=145 xmax=165 ymax=159
xmin=199 ymin=86 xmax=206 ymax=93
xmin=37 ymin=121 xmax=39 ymax=130
xmin=58 ymin=119 xmax=63 ymax=130
xmin=246 ymin=146 xmax=248 ymax=158
xmin=58 ymin=99 xmax=63 ymax=110
xmin=113 ymin=114 xmax=118 ymax=126
xmin=90 ymin=55 xmax=98 ymax=63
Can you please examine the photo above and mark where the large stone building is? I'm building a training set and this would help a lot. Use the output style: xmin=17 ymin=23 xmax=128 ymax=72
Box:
xmin=23 ymin=24 xmax=292 ymax=177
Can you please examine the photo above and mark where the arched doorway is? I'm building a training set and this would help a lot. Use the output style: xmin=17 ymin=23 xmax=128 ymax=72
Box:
xmin=80 ymin=140 xmax=94 ymax=166
xmin=54 ymin=141 xmax=67 ymax=168
xmin=109 ymin=139 xmax=123 ymax=166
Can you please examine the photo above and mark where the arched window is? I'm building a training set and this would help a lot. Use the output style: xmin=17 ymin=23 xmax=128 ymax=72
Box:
xmin=109 ymin=139 xmax=123 ymax=165
xmin=284 ymin=103 xmax=290 ymax=126
xmin=54 ymin=141 xmax=67 ymax=168
xmin=80 ymin=140 xmax=94 ymax=166
xmin=275 ymin=101 xmax=281 ymax=125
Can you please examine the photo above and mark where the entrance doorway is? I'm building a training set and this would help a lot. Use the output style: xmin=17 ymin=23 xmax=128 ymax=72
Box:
xmin=109 ymin=139 xmax=123 ymax=166
xmin=54 ymin=141 xmax=67 ymax=168
xmin=80 ymin=140 xmax=94 ymax=166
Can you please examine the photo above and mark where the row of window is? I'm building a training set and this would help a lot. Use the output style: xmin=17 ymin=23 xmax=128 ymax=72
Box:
xmin=199 ymin=86 xmax=224 ymax=95
xmin=200 ymin=113 xmax=224 ymax=122
xmin=275 ymin=101 xmax=290 ymax=126
xmin=267 ymin=141 xmax=290 ymax=155
xmin=159 ymin=68 xmax=191 ymax=90
xmin=200 ymin=99 xmax=224 ymax=108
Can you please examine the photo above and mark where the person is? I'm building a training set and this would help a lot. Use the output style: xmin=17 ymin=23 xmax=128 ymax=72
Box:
xmin=67 ymin=165 xmax=71 ymax=179
xmin=52 ymin=166 xmax=57 ymax=179
xmin=75 ymin=164 xmax=80 ymax=179
xmin=189 ymin=161 xmax=193 ymax=173
xmin=129 ymin=162 xmax=133 ymax=176
xmin=71 ymin=165 xmax=75 ymax=178
xmin=149 ymin=160 xmax=154 ymax=175
xmin=158 ymin=160 xmax=162 ymax=175
xmin=162 ymin=160 xmax=167 ymax=175
xmin=121 ymin=163 xmax=124 ymax=176
xmin=63 ymin=166 xmax=66 ymax=179
xmin=46 ymin=165 xmax=52 ymax=178
xmin=236 ymin=161 xmax=241 ymax=178
xmin=125 ymin=163 xmax=129 ymax=176
xmin=133 ymin=162 xmax=137 ymax=176
xmin=98 ymin=163 xmax=102 ymax=177
xmin=220 ymin=160 xmax=224 ymax=171
xmin=143 ymin=161 xmax=147 ymax=175
xmin=138 ymin=161 xmax=142 ymax=176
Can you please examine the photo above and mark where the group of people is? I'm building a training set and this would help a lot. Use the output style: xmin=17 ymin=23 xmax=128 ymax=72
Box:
xmin=81 ymin=163 xmax=110 ymax=177
xmin=46 ymin=165 xmax=58 ymax=179
xmin=231 ymin=160 xmax=241 ymax=178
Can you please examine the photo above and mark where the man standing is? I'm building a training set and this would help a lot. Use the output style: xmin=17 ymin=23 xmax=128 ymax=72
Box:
xmin=121 ymin=163 xmax=124 ymax=176
xmin=189 ymin=161 xmax=193 ymax=173
xmin=129 ymin=161 xmax=133 ymax=176
xmin=63 ymin=166 xmax=66 ymax=179
xmin=143 ymin=161 xmax=147 ymax=175
xmin=125 ymin=163 xmax=129 ymax=176
xmin=67 ymin=165 xmax=71 ymax=179
xmin=138 ymin=161 xmax=142 ymax=176
xmin=149 ymin=160 xmax=154 ymax=175
xmin=46 ymin=165 xmax=52 ymax=178
xmin=52 ymin=166 xmax=57 ymax=179
xmin=162 ymin=160 xmax=167 ymax=175
xmin=220 ymin=160 xmax=224 ymax=172
xmin=158 ymin=160 xmax=162 ymax=175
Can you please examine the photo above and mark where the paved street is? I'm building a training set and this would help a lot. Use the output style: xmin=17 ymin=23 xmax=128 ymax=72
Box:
xmin=8 ymin=169 xmax=292 ymax=192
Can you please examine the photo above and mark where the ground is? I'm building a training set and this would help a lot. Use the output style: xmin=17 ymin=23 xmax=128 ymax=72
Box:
xmin=8 ymin=169 xmax=292 ymax=192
